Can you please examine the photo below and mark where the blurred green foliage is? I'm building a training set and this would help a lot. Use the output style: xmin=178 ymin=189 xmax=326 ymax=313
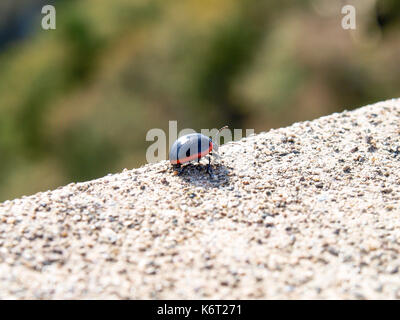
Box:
xmin=0 ymin=0 xmax=399 ymax=201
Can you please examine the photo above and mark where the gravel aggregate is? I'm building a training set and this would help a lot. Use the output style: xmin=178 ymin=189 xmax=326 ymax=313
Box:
xmin=1 ymin=99 xmax=400 ymax=299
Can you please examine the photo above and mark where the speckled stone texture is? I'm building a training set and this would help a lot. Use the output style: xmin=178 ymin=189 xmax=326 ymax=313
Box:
xmin=1 ymin=99 xmax=400 ymax=299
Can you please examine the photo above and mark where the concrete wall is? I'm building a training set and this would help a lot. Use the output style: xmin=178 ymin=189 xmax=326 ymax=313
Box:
xmin=1 ymin=98 xmax=400 ymax=298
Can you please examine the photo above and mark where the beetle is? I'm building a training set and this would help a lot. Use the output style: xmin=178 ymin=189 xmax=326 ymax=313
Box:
xmin=169 ymin=126 xmax=228 ymax=176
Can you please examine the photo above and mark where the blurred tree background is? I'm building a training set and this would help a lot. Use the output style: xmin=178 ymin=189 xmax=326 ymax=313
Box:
xmin=0 ymin=0 xmax=399 ymax=201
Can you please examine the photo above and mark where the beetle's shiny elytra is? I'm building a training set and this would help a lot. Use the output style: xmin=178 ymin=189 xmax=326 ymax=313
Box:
xmin=169 ymin=133 xmax=213 ymax=165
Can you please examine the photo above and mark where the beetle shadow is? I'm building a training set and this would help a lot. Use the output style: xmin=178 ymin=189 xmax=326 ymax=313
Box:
xmin=174 ymin=162 xmax=231 ymax=189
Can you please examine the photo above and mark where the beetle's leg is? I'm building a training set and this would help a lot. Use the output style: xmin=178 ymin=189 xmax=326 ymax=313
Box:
xmin=206 ymin=155 xmax=214 ymax=177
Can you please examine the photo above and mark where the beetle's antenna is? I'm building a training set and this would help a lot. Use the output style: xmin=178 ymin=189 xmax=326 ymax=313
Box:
xmin=211 ymin=126 xmax=228 ymax=163
xmin=215 ymin=126 xmax=229 ymax=141
xmin=212 ymin=126 xmax=228 ymax=158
